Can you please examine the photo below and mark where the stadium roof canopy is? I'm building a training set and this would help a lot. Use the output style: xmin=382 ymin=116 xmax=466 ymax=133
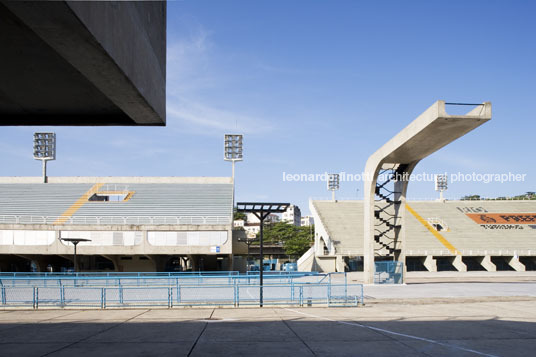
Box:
xmin=0 ymin=1 xmax=166 ymax=125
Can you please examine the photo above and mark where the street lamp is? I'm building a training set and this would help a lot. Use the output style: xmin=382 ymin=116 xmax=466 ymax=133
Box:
xmin=33 ymin=132 xmax=56 ymax=183
xmin=435 ymin=174 xmax=448 ymax=201
xmin=60 ymin=238 xmax=91 ymax=273
xmin=236 ymin=202 xmax=290 ymax=307
xmin=224 ymin=134 xmax=243 ymax=181
xmin=327 ymin=173 xmax=340 ymax=201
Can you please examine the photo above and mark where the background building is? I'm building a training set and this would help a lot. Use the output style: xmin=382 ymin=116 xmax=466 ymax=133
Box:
xmin=301 ymin=215 xmax=314 ymax=227
xmin=242 ymin=213 xmax=280 ymax=235
xmin=282 ymin=205 xmax=301 ymax=226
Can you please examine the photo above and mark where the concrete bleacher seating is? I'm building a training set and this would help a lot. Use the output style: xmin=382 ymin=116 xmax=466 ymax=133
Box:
xmin=406 ymin=201 xmax=536 ymax=256
xmin=0 ymin=182 xmax=233 ymax=220
xmin=312 ymin=201 xmax=363 ymax=256
xmin=307 ymin=199 xmax=536 ymax=272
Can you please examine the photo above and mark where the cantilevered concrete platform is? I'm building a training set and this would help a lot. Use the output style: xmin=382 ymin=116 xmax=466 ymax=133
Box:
xmin=0 ymin=1 xmax=166 ymax=125
xmin=363 ymin=101 xmax=492 ymax=283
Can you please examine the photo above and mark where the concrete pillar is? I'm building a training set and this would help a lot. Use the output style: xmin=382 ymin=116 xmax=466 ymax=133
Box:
xmin=478 ymin=255 xmax=497 ymax=272
xmin=336 ymin=255 xmax=345 ymax=272
xmin=181 ymin=257 xmax=190 ymax=271
xmin=507 ymin=256 xmax=525 ymax=272
xmin=147 ymin=255 xmax=165 ymax=272
xmin=452 ymin=255 xmax=467 ymax=272
xmin=423 ymin=255 xmax=437 ymax=272
xmin=188 ymin=255 xmax=199 ymax=271
xmin=227 ymin=254 xmax=234 ymax=271
xmin=101 ymin=255 xmax=120 ymax=271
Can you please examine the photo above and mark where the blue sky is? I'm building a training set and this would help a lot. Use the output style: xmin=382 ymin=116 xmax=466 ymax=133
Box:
xmin=1 ymin=0 xmax=535 ymax=214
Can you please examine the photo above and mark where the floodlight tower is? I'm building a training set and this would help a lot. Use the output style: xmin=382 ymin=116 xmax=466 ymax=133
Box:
xmin=33 ymin=132 xmax=56 ymax=183
xmin=327 ymin=173 xmax=340 ymax=202
xmin=224 ymin=134 xmax=243 ymax=181
xmin=435 ymin=174 xmax=448 ymax=201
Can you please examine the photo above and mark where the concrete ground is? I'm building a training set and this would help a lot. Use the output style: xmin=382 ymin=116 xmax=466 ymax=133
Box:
xmin=343 ymin=271 xmax=536 ymax=284
xmin=1 ymin=296 xmax=536 ymax=356
xmin=364 ymin=281 xmax=536 ymax=302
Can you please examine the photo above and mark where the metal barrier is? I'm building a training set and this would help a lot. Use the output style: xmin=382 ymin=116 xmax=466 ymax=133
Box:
xmin=0 ymin=283 xmax=363 ymax=308
xmin=0 ymin=215 xmax=231 ymax=225
xmin=374 ymin=261 xmax=404 ymax=284
xmin=0 ymin=271 xmax=240 ymax=278
xmin=0 ymin=271 xmax=330 ymax=288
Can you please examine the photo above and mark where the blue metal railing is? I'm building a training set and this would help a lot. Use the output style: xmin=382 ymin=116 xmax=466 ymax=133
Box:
xmin=0 ymin=271 xmax=241 ymax=278
xmin=0 ymin=283 xmax=363 ymax=309
xmin=0 ymin=272 xmax=329 ymax=288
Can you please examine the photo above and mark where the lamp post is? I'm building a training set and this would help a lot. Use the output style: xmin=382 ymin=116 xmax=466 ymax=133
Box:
xmin=327 ymin=173 xmax=340 ymax=201
xmin=236 ymin=202 xmax=289 ymax=307
xmin=33 ymin=132 xmax=56 ymax=183
xmin=60 ymin=238 xmax=91 ymax=273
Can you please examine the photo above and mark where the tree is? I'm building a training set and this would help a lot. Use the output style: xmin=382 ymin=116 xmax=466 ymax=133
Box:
xmin=258 ymin=222 xmax=314 ymax=257
xmin=233 ymin=208 xmax=247 ymax=221
xmin=461 ymin=194 xmax=481 ymax=200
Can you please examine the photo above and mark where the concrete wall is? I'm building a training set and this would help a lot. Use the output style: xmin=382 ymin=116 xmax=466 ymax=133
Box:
xmin=0 ymin=224 xmax=233 ymax=256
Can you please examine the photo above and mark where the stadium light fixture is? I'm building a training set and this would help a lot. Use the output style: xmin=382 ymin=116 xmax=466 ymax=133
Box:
xmin=33 ymin=132 xmax=56 ymax=183
xmin=224 ymin=134 xmax=243 ymax=180
xmin=435 ymin=174 xmax=448 ymax=201
xmin=327 ymin=173 xmax=340 ymax=201
xmin=225 ymin=134 xmax=243 ymax=218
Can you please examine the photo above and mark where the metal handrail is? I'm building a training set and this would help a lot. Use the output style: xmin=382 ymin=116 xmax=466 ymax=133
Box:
xmin=0 ymin=215 xmax=231 ymax=225
xmin=0 ymin=282 xmax=364 ymax=308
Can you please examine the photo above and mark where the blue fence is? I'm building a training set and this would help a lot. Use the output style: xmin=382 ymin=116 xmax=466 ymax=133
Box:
xmin=0 ymin=283 xmax=363 ymax=308
xmin=0 ymin=272 xmax=360 ymax=308
xmin=0 ymin=271 xmax=241 ymax=278
xmin=374 ymin=261 xmax=404 ymax=284
xmin=0 ymin=273 xmax=327 ymax=288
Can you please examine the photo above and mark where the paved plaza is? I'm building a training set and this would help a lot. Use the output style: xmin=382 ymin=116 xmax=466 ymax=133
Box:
xmin=1 ymin=289 xmax=536 ymax=356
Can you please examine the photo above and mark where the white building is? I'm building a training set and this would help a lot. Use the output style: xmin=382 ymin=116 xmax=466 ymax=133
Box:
xmin=246 ymin=213 xmax=280 ymax=225
xmin=282 ymin=205 xmax=301 ymax=226
xmin=301 ymin=215 xmax=314 ymax=226
xmin=242 ymin=213 xmax=280 ymax=236
xmin=233 ymin=219 xmax=245 ymax=228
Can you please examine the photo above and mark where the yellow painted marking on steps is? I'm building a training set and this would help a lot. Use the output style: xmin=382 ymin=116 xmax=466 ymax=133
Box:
xmin=53 ymin=183 xmax=104 ymax=225
xmin=405 ymin=203 xmax=461 ymax=255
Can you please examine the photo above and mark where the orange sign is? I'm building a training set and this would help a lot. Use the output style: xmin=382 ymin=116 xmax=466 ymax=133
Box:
xmin=467 ymin=213 xmax=536 ymax=224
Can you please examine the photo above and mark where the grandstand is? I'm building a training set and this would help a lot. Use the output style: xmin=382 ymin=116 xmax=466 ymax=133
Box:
xmin=0 ymin=177 xmax=233 ymax=273
xmin=299 ymin=199 xmax=536 ymax=273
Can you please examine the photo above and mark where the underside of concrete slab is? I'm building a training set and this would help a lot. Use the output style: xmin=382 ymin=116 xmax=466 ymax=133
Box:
xmin=0 ymin=0 xmax=166 ymax=125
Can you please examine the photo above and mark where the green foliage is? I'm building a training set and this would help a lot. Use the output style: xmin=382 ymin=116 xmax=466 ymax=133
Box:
xmin=461 ymin=193 xmax=536 ymax=200
xmin=512 ymin=192 xmax=536 ymax=200
xmin=233 ymin=208 xmax=247 ymax=221
xmin=461 ymin=194 xmax=481 ymax=200
xmin=258 ymin=222 xmax=314 ymax=257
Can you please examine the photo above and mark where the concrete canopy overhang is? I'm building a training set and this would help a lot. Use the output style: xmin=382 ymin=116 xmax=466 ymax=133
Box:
xmin=0 ymin=0 xmax=166 ymax=126
xmin=363 ymin=100 xmax=491 ymax=283
xmin=367 ymin=101 xmax=492 ymax=167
